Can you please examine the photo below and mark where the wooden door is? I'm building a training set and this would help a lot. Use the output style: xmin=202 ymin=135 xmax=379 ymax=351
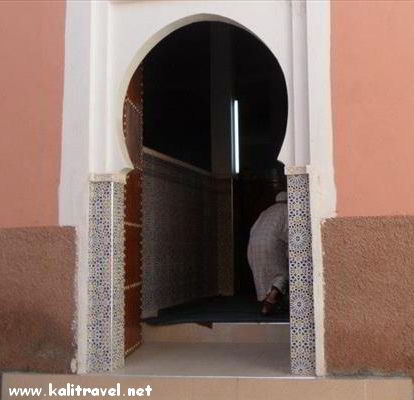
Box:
xmin=123 ymin=65 xmax=144 ymax=356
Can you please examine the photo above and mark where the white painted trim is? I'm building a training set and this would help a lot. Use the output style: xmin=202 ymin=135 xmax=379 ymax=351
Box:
xmin=291 ymin=1 xmax=310 ymax=166
xmin=89 ymin=1 xmax=112 ymax=174
xmin=278 ymin=1 xmax=295 ymax=167
xmin=59 ymin=0 xmax=93 ymax=374
xmin=108 ymin=1 xmax=293 ymax=174
xmin=306 ymin=0 xmax=336 ymax=377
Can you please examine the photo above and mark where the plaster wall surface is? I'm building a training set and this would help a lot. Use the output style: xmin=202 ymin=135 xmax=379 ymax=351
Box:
xmin=332 ymin=1 xmax=414 ymax=217
xmin=0 ymin=0 xmax=65 ymax=227
xmin=323 ymin=216 xmax=414 ymax=377
xmin=0 ymin=227 xmax=76 ymax=373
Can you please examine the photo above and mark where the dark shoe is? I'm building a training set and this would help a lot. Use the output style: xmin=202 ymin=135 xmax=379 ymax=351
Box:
xmin=261 ymin=300 xmax=280 ymax=316
xmin=261 ymin=287 xmax=283 ymax=316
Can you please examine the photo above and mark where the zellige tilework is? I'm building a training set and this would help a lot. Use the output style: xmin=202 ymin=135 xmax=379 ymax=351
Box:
xmin=287 ymin=173 xmax=315 ymax=375
xmin=88 ymin=180 xmax=125 ymax=372
xmin=141 ymin=153 xmax=219 ymax=317
xmin=87 ymin=168 xmax=317 ymax=374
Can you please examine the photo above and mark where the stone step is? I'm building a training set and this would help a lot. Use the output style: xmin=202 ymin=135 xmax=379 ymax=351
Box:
xmin=142 ymin=322 xmax=290 ymax=344
xmin=3 ymin=374 xmax=412 ymax=400
xmin=122 ymin=342 xmax=291 ymax=377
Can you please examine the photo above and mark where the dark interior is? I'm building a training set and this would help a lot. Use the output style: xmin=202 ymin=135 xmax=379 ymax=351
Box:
xmin=143 ymin=23 xmax=212 ymax=170
xmin=142 ymin=22 xmax=288 ymax=323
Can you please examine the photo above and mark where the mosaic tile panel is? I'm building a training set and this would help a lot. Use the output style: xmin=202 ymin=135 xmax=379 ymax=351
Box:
xmin=287 ymin=173 xmax=315 ymax=375
xmin=88 ymin=181 xmax=125 ymax=372
xmin=142 ymin=153 xmax=221 ymax=317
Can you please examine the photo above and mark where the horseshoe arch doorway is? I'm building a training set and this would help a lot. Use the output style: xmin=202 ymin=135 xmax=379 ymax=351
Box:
xmin=122 ymin=20 xmax=292 ymax=371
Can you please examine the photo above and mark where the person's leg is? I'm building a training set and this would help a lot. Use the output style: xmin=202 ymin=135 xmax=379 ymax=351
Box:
xmin=261 ymin=241 xmax=288 ymax=315
xmin=261 ymin=285 xmax=283 ymax=315
xmin=248 ymin=239 xmax=269 ymax=301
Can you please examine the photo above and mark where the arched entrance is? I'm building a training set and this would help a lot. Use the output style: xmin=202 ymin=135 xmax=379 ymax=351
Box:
xmin=63 ymin=1 xmax=334 ymax=376
xmin=116 ymin=15 xmax=312 ymax=373
xmin=122 ymin=21 xmax=289 ymax=360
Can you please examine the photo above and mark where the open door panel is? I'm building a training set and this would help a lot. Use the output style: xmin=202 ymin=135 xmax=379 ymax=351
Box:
xmin=123 ymin=64 xmax=144 ymax=357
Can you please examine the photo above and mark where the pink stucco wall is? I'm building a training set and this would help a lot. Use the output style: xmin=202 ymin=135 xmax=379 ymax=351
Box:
xmin=0 ymin=1 xmax=65 ymax=227
xmin=332 ymin=1 xmax=414 ymax=217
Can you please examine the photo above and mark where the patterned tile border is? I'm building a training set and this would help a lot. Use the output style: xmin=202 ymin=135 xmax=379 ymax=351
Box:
xmin=88 ymin=180 xmax=125 ymax=372
xmin=86 ymin=170 xmax=316 ymax=374
xmin=141 ymin=152 xmax=219 ymax=317
xmin=287 ymin=172 xmax=315 ymax=375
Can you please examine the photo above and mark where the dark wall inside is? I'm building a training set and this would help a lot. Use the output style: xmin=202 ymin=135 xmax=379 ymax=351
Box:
xmin=143 ymin=23 xmax=211 ymax=170
xmin=231 ymin=28 xmax=288 ymax=294
xmin=232 ymin=28 xmax=288 ymax=176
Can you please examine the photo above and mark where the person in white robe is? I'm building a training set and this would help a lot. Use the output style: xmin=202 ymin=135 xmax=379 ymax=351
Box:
xmin=247 ymin=191 xmax=288 ymax=315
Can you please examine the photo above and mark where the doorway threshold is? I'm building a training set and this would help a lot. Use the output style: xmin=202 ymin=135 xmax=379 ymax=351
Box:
xmin=116 ymin=342 xmax=291 ymax=378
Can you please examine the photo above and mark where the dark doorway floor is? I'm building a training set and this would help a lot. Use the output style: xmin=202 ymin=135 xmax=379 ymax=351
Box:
xmin=143 ymin=295 xmax=289 ymax=325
